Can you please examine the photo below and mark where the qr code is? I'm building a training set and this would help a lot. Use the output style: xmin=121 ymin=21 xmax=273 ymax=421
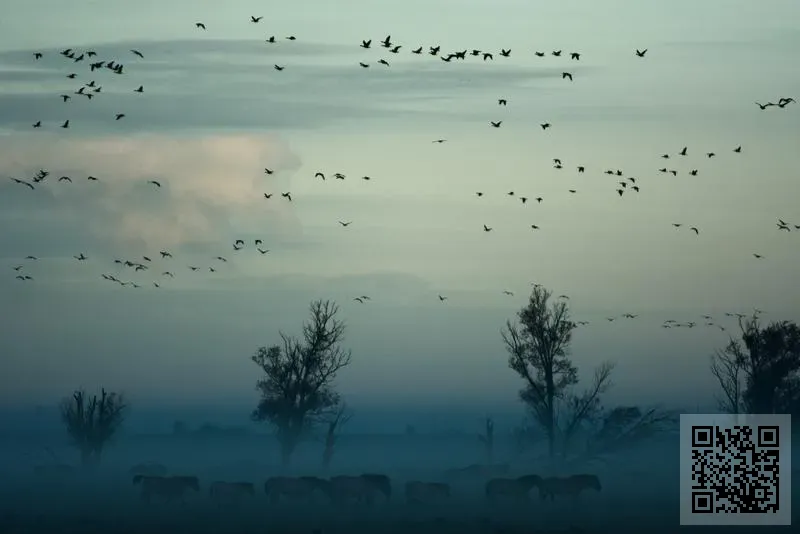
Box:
xmin=680 ymin=414 xmax=792 ymax=526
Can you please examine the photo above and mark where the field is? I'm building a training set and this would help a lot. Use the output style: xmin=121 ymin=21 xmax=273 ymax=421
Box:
xmin=0 ymin=433 xmax=796 ymax=534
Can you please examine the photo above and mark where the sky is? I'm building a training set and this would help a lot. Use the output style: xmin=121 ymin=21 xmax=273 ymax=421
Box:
xmin=1 ymin=0 xmax=799 ymax=429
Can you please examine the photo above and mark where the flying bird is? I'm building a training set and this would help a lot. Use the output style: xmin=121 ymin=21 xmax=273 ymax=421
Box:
xmin=147 ymin=180 xmax=161 ymax=187
xmin=131 ymin=49 xmax=144 ymax=58
xmin=250 ymin=16 xmax=263 ymax=23
xmin=562 ymin=72 xmax=573 ymax=81
xmin=196 ymin=22 xmax=206 ymax=29
xmin=281 ymin=192 xmax=292 ymax=201
xmin=635 ymin=49 xmax=647 ymax=57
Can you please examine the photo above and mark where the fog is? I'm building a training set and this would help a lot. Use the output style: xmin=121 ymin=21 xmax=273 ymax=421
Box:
xmin=0 ymin=415 xmax=797 ymax=533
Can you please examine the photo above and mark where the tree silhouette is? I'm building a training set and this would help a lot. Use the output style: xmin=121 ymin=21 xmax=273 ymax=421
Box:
xmin=501 ymin=285 xmax=613 ymax=458
xmin=60 ymin=388 xmax=127 ymax=467
xmin=251 ymin=299 xmax=352 ymax=466
xmin=710 ymin=313 xmax=800 ymax=415
xmin=322 ymin=402 xmax=352 ymax=471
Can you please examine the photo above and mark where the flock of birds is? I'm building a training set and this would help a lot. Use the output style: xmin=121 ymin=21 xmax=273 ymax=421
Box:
xmin=4 ymin=14 xmax=798 ymax=337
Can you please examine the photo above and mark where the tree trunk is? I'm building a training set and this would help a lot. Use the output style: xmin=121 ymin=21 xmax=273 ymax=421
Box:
xmin=545 ymin=369 xmax=556 ymax=458
xmin=279 ymin=436 xmax=296 ymax=466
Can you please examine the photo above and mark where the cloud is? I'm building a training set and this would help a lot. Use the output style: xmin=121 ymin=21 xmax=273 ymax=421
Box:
xmin=0 ymin=133 xmax=302 ymax=258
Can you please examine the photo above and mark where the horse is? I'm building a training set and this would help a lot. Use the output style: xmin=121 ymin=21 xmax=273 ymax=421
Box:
xmin=538 ymin=474 xmax=601 ymax=501
xmin=329 ymin=473 xmax=392 ymax=505
xmin=264 ymin=476 xmax=328 ymax=504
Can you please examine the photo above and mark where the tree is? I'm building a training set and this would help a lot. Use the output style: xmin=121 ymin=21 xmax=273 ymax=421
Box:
xmin=322 ymin=402 xmax=352 ymax=471
xmin=710 ymin=313 xmax=800 ymax=415
xmin=251 ymin=299 xmax=352 ymax=466
xmin=60 ymin=388 xmax=127 ymax=467
xmin=501 ymin=285 xmax=613 ymax=458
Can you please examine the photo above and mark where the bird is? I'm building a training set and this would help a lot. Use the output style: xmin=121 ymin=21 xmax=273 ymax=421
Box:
xmin=274 ymin=65 xmax=285 ymax=71
xmin=147 ymin=180 xmax=161 ymax=187
xmin=32 ymin=121 xmax=41 ymax=127
xmin=753 ymin=254 xmax=763 ymax=259
xmin=502 ymin=291 xmax=514 ymax=296
xmin=264 ymin=168 xmax=274 ymax=175
xmin=74 ymin=253 xmax=87 ymax=261
xmin=315 ymin=172 xmax=325 ymax=180
xmin=196 ymin=22 xmax=206 ymax=29
xmin=34 ymin=52 xmax=42 ymax=60
xmin=490 ymin=121 xmax=502 ymax=128
xmin=10 ymin=178 xmax=34 ymax=190
xmin=115 ymin=114 xmax=125 ymax=120
xmin=635 ymin=49 xmax=647 ymax=57
xmin=281 ymin=192 xmax=292 ymax=201
xmin=733 ymin=145 xmax=742 ymax=153
xmin=438 ymin=295 xmax=447 ymax=302
xmin=679 ymin=147 xmax=687 ymax=156
xmin=432 ymin=139 xmax=447 ymax=143
xmin=339 ymin=221 xmax=352 ymax=227
xmin=500 ymin=49 xmax=511 ymax=57
xmin=134 ymin=86 xmax=144 ymax=93
xmin=61 ymin=120 xmax=69 ymax=128
xmin=483 ymin=225 xmax=492 ymax=232
xmin=361 ymin=39 xmax=371 ymax=49
xmin=570 ymin=52 xmax=580 ymax=60
xmin=690 ymin=227 xmax=699 ymax=234
xmin=250 ymin=16 xmax=263 ymax=23
xmin=257 ymin=248 xmax=269 ymax=254
xmin=354 ymin=297 xmax=365 ymax=303
xmin=562 ymin=72 xmax=573 ymax=81
xmin=540 ymin=123 xmax=551 ymax=130
xmin=131 ymin=49 xmax=144 ymax=58
xmin=498 ymin=99 xmax=507 ymax=105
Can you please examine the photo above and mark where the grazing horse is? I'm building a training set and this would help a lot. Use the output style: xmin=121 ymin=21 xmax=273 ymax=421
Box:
xmin=129 ymin=462 xmax=167 ymax=477
xmin=485 ymin=475 xmax=542 ymax=503
xmin=538 ymin=474 xmax=601 ymax=501
xmin=133 ymin=475 xmax=199 ymax=504
xmin=209 ymin=481 xmax=255 ymax=505
xmin=329 ymin=473 xmax=392 ymax=505
xmin=264 ymin=476 xmax=328 ymax=504
xmin=405 ymin=481 xmax=451 ymax=504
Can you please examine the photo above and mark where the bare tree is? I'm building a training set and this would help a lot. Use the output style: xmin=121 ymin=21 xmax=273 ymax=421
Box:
xmin=478 ymin=417 xmax=494 ymax=463
xmin=322 ymin=402 xmax=352 ymax=471
xmin=251 ymin=299 xmax=352 ymax=466
xmin=712 ymin=313 xmax=800 ymax=415
xmin=710 ymin=340 xmax=746 ymax=414
xmin=559 ymin=361 xmax=615 ymax=457
xmin=586 ymin=405 xmax=676 ymax=458
xmin=502 ymin=285 xmax=603 ymax=458
xmin=60 ymin=388 xmax=127 ymax=467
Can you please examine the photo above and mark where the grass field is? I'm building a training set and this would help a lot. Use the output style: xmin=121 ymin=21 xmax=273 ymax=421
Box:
xmin=0 ymin=433 xmax=795 ymax=533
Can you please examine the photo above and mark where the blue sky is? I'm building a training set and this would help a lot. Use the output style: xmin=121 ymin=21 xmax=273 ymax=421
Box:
xmin=1 ymin=0 xmax=799 ymax=420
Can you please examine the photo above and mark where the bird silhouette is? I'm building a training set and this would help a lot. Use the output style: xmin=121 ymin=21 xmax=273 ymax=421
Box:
xmin=562 ymin=72 xmax=573 ymax=81
xmin=250 ymin=16 xmax=263 ymax=23
xmin=483 ymin=225 xmax=492 ymax=232
xmin=490 ymin=121 xmax=502 ymax=128
xmin=196 ymin=22 xmax=206 ymax=29
xmin=281 ymin=192 xmax=292 ymax=201
xmin=635 ymin=49 xmax=647 ymax=57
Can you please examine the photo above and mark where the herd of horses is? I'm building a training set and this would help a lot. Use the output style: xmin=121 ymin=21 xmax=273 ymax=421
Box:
xmin=127 ymin=462 xmax=602 ymax=506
